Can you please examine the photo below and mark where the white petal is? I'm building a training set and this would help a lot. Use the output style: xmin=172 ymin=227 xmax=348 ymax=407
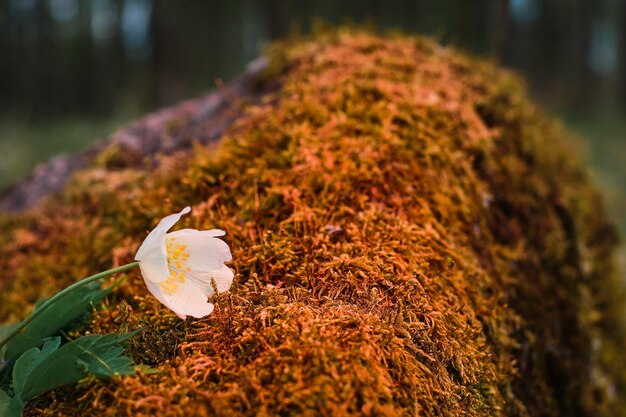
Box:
xmin=166 ymin=229 xmax=232 ymax=271
xmin=188 ymin=264 xmax=235 ymax=295
xmin=138 ymin=261 xmax=169 ymax=287
xmin=135 ymin=207 xmax=191 ymax=282
xmin=211 ymin=264 xmax=235 ymax=292
xmin=143 ymin=276 xmax=214 ymax=319
xmin=204 ymin=229 xmax=226 ymax=237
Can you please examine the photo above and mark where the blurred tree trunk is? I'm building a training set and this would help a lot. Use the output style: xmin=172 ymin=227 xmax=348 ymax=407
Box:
xmin=0 ymin=1 xmax=11 ymax=114
xmin=149 ymin=1 xmax=182 ymax=108
xmin=490 ymin=0 xmax=509 ymax=63
xmin=575 ymin=0 xmax=595 ymax=110
xmin=620 ymin=0 xmax=626 ymax=110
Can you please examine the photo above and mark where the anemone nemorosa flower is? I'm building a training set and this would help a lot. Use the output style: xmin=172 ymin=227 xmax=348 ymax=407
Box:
xmin=135 ymin=207 xmax=233 ymax=319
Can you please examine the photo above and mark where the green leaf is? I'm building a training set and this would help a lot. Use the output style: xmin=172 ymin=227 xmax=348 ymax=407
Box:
xmin=0 ymin=324 xmax=19 ymax=389
xmin=12 ymin=337 xmax=60 ymax=394
xmin=20 ymin=332 xmax=138 ymax=400
xmin=0 ymin=389 xmax=23 ymax=417
xmin=0 ymin=324 xmax=18 ymax=362
xmin=0 ymin=389 xmax=10 ymax=415
xmin=6 ymin=282 xmax=110 ymax=362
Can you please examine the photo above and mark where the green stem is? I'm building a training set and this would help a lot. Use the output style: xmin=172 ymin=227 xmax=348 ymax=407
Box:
xmin=0 ymin=262 xmax=139 ymax=351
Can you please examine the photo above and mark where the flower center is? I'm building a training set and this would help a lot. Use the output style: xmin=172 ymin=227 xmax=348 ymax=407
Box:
xmin=158 ymin=237 xmax=191 ymax=295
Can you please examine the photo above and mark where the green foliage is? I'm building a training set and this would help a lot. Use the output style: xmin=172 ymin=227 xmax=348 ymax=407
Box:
xmin=18 ymin=332 xmax=137 ymax=400
xmin=1 ymin=333 xmax=137 ymax=417
xmin=0 ymin=279 xmax=141 ymax=416
xmin=12 ymin=338 xmax=61 ymax=395
xmin=0 ymin=325 xmax=17 ymax=363
xmin=0 ymin=389 xmax=22 ymax=417
xmin=5 ymin=282 xmax=110 ymax=362
xmin=1 ymin=338 xmax=61 ymax=417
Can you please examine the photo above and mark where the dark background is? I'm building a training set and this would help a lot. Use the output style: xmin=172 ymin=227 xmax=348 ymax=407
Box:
xmin=1 ymin=0 xmax=624 ymax=245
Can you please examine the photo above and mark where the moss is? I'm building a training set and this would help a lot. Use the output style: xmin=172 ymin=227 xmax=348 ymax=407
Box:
xmin=1 ymin=29 xmax=624 ymax=416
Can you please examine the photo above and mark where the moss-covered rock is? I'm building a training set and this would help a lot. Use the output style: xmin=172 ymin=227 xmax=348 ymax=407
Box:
xmin=1 ymin=29 xmax=624 ymax=416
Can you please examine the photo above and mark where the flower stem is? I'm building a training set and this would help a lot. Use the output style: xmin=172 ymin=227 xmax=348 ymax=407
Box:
xmin=0 ymin=262 xmax=140 ymax=351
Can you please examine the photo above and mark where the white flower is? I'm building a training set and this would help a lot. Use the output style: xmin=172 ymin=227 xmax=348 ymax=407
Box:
xmin=135 ymin=207 xmax=233 ymax=319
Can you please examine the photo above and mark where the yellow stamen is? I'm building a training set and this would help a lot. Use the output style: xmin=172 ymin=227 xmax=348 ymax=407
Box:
xmin=160 ymin=236 xmax=192 ymax=295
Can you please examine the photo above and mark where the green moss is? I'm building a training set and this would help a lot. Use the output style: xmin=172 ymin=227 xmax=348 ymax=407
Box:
xmin=1 ymin=29 xmax=624 ymax=416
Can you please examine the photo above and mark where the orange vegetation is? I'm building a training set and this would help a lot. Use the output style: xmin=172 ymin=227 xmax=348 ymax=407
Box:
xmin=0 ymin=29 xmax=624 ymax=416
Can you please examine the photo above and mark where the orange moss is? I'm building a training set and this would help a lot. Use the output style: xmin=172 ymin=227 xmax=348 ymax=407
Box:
xmin=0 ymin=29 xmax=624 ymax=416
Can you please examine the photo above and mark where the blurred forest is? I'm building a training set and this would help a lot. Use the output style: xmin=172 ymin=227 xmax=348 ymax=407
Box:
xmin=0 ymin=0 xmax=624 ymax=239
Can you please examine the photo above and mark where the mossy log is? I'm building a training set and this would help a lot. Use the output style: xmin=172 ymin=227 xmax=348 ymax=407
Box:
xmin=1 ymin=30 xmax=624 ymax=416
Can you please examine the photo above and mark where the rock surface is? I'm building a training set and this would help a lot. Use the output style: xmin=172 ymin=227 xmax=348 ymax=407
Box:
xmin=0 ymin=57 xmax=270 ymax=213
